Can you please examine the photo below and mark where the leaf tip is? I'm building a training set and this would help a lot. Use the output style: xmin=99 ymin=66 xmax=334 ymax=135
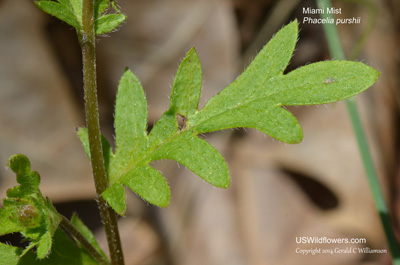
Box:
xmin=284 ymin=127 xmax=303 ymax=144
xmin=7 ymin=154 xmax=31 ymax=175
xmin=370 ymin=65 xmax=381 ymax=80
xmin=156 ymin=199 xmax=170 ymax=208
xmin=218 ymin=179 xmax=230 ymax=189
xmin=187 ymin=46 xmax=197 ymax=55
xmin=76 ymin=126 xmax=87 ymax=136
xmin=122 ymin=67 xmax=134 ymax=77
xmin=284 ymin=18 xmax=298 ymax=29
xmin=211 ymin=171 xmax=231 ymax=189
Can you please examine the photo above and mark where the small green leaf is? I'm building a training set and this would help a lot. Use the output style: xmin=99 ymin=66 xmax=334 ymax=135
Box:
xmin=36 ymin=233 xmax=52 ymax=259
xmin=169 ymin=47 xmax=202 ymax=117
xmin=35 ymin=1 xmax=81 ymax=30
xmin=95 ymin=14 xmax=126 ymax=35
xmin=94 ymin=0 xmax=127 ymax=35
xmin=35 ymin=0 xmax=126 ymax=35
xmin=151 ymin=131 xmax=230 ymax=188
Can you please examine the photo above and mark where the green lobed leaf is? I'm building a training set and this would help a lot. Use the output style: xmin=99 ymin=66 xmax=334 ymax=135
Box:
xmin=188 ymin=20 xmax=380 ymax=143
xmin=77 ymin=70 xmax=172 ymax=213
xmin=0 ymin=154 xmax=62 ymax=259
xmin=169 ymin=47 xmax=202 ymax=118
xmin=97 ymin=59 xmax=229 ymax=212
xmin=76 ymin=20 xmax=379 ymax=212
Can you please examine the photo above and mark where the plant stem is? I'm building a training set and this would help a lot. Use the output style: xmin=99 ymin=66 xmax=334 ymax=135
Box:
xmin=59 ymin=215 xmax=110 ymax=265
xmin=81 ymin=0 xmax=124 ymax=264
xmin=316 ymin=0 xmax=400 ymax=263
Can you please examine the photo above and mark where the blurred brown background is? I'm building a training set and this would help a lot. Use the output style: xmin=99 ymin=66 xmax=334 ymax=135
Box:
xmin=0 ymin=0 xmax=399 ymax=264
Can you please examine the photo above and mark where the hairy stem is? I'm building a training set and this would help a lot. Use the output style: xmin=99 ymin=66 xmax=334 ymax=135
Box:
xmin=59 ymin=215 xmax=110 ymax=265
xmin=81 ymin=0 xmax=124 ymax=264
xmin=316 ymin=0 xmax=400 ymax=263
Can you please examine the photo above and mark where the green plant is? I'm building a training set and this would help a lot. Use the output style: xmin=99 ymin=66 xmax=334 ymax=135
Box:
xmin=0 ymin=1 xmax=379 ymax=264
